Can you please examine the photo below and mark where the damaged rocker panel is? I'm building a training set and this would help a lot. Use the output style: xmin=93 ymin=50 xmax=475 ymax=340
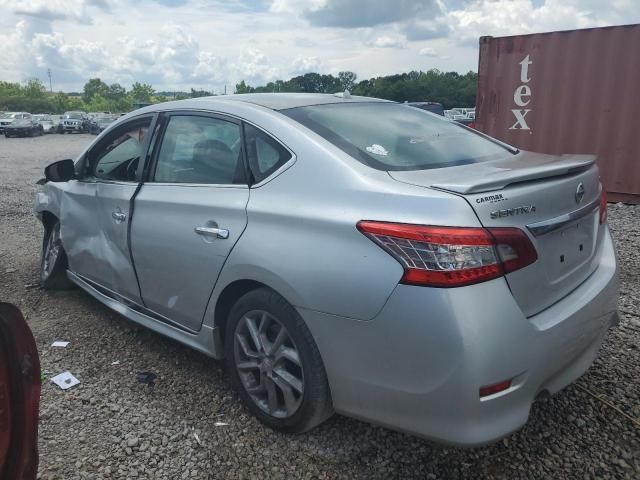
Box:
xmin=67 ymin=271 xmax=224 ymax=358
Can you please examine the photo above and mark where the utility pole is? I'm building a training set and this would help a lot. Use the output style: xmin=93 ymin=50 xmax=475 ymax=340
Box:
xmin=224 ymin=84 xmax=227 ymax=95
xmin=47 ymin=68 xmax=52 ymax=92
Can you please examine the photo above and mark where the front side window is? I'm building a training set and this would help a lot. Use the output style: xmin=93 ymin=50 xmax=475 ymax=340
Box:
xmin=244 ymin=124 xmax=291 ymax=183
xmin=282 ymin=103 xmax=513 ymax=171
xmin=153 ymin=115 xmax=245 ymax=184
xmin=89 ymin=117 xmax=152 ymax=181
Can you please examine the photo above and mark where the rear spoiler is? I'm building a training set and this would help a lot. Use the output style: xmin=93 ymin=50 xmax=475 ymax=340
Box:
xmin=430 ymin=154 xmax=596 ymax=194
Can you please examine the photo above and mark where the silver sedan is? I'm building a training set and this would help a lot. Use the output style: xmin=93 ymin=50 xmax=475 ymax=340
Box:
xmin=34 ymin=93 xmax=618 ymax=445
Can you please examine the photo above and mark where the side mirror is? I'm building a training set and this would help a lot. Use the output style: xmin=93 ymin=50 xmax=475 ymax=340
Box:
xmin=44 ymin=159 xmax=75 ymax=182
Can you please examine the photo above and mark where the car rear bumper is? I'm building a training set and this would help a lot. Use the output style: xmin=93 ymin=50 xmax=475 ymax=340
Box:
xmin=301 ymin=228 xmax=618 ymax=446
xmin=5 ymin=128 xmax=30 ymax=135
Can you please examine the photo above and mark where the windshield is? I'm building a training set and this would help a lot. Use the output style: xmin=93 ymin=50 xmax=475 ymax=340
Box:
xmin=64 ymin=112 xmax=83 ymax=119
xmin=282 ymin=103 xmax=513 ymax=171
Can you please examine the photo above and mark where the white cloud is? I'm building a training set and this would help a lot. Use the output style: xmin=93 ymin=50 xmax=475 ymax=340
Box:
xmin=447 ymin=0 xmax=606 ymax=45
xmin=290 ymin=55 xmax=325 ymax=75
xmin=230 ymin=48 xmax=279 ymax=84
xmin=418 ymin=46 xmax=437 ymax=57
xmin=269 ymin=0 xmax=443 ymax=28
xmin=8 ymin=0 xmax=103 ymax=23
xmin=368 ymin=35 xmax=407 ymax=49
xmin=1 ymin=0 xmax=639 ymax=91
xmin=0 ymin=21 xmax=29 ymax=81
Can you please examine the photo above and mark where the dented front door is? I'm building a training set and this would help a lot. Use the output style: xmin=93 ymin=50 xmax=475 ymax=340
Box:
xmin=62 ymin=115 xmax=155 ymax=304
xmin=62 ymin=179 xmax=141 ymax=304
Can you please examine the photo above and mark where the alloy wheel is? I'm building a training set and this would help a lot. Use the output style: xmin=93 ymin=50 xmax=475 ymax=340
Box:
xmin=42 ymin=224 xmax=61 ymax=280
xmin=233 ymin=310 xmax=304 ymax=418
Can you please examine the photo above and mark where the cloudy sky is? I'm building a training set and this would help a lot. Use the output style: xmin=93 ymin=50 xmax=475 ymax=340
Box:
xmin=0 ymin=0 xmax=638 ymax=92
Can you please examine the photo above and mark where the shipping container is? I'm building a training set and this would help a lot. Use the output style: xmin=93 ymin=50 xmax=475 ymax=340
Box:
xmin=475 ymin=24 xmax=640 ymax=203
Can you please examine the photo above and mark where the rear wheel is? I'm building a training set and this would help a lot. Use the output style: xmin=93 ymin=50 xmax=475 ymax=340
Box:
xmin=40 ymin=221 xmax=73 ymax=289
xmin=225 ymin=288 xmax=333 ymax=433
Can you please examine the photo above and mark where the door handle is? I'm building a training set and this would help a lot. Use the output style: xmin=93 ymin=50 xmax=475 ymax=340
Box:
xmin=194 ymin=226 xmax=229 ymax=239
xmin=111 ymin=211 xmax=127 ymax=223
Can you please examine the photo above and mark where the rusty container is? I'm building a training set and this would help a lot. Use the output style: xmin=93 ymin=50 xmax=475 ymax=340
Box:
xmin=476 ymin=24 xmax=640 ymax=203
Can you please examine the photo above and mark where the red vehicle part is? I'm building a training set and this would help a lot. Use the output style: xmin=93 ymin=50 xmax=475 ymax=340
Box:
xmin=0 ymin=303 xmax=40 ymax=480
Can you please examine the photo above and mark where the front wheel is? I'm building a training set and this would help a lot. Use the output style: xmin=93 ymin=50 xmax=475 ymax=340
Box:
xmin=225 ymin=288 xmax=333 ymax=434
xmin=40 ymin=221 xmax=73 ymax=289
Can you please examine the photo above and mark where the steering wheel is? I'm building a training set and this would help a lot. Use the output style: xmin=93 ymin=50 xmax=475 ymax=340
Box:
xmin=126 ymin=157 xmax=139 ymax=181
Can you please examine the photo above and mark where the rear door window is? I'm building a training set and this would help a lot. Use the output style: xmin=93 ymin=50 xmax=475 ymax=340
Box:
xmin=243 ymin=124 xmax=291 ymax=183
xmin=152 ymin=115 xmax=246 ymax=185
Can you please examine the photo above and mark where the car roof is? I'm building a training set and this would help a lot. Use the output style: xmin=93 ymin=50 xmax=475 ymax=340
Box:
xmin=190 ymin=93 xmax=392 ymax=111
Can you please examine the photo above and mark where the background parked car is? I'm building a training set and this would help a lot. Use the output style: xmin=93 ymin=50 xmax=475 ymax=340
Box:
xmin=53 ymin=115 xmax=65 ymax=134
xmin=0 ymin=303 xmax=41 ymax=480
xmin=4 ymin=118 xmax=43 ymax=138
xmin=88 ymin=111 xmax=112 ymax=120
xmin=0 ymin=112 xmax=31 ymax=134
xmin=88 ymin=115 xmax=116 ymax=135
xmin=33 ymin=114 xmax=57 ymax=134
xmin=407 ymin=101 xmax=444 ymax=116
xmin=59 ymin=111 xmax=89 ymax=134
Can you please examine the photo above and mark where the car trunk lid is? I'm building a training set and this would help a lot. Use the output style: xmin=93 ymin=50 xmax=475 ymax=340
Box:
xmin=389 ymin=151 xmax=605 ymax=317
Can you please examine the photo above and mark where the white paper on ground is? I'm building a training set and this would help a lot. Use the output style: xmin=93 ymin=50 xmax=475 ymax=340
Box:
xmin=214 ymin=422 xmax=229 ymax=427
xmin=51 ymin=341 xmax=70 ymax=348
xmin=51 ymin=371 xmax=80 ymax=390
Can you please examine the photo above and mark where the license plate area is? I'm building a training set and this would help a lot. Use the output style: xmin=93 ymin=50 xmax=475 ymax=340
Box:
xmin=538 ymin=211 xmax=598 ymax=284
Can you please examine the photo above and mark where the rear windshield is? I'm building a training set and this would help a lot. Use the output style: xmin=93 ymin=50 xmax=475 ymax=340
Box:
xmin=282 ymin=103 xmax=513 ymax=171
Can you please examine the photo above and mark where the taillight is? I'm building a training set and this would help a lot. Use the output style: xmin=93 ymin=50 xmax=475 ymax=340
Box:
xmin=599 ymin=186 xmax=607 ymax=224
xmin=357 ymin=221 xmax=537 ymax=287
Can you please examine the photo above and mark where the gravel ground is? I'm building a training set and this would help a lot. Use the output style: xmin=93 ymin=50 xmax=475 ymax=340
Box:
xmin=0 ymin=134 xmax=638 ymax=479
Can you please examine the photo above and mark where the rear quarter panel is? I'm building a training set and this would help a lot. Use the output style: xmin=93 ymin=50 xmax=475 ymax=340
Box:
xmin=209 ymin=113 xmax=483 ymax=321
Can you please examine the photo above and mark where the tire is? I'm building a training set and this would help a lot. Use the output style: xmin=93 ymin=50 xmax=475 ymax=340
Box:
xmin=225 ymin=288 xmax=333 ymax=434
xmin=40 ymin=221 xmax=73 ymax=289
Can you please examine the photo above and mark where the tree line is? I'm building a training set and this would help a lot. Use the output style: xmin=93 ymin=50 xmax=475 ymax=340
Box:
xmin=0 ymin=79 xmax=158 ymax=114
xmin=235 ymin=70 xmax=478 ymax=108
xmin=0 ymin=69 xmax=477 ymax=114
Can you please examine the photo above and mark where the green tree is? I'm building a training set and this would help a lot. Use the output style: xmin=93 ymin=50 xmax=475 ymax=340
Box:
xmin=0 ymin=81 xmax=23 ymax=98
xmin=234 ymin=80 xmax=253 ymax=94
xmin=83 ymin=78 xmax=109 ymax=103
xmin=50 ymin=92 xmax=72 ymax=113
xmin=189 ymin=88 xmax=212 ymax=98
xmin=86 ymin=94 xmax=112 ymax=112
xmin=338 ymin=71 xmax=357 ymax=92
xmin=130 ymin=82 xmax=155 ymax=103
xmin=105 ymin=83 xmax=126 ymax=101
xmin=22 ymin=79 xmax=47 ymax=99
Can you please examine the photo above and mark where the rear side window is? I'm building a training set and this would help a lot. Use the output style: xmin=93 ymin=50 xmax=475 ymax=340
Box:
xmin=153 ymin=115 xmax=245 ymax=185
xmin=282 ymin=103 xmax=512 ymax=171
xmin=244 ymin=124 xmax=291 ymax=183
